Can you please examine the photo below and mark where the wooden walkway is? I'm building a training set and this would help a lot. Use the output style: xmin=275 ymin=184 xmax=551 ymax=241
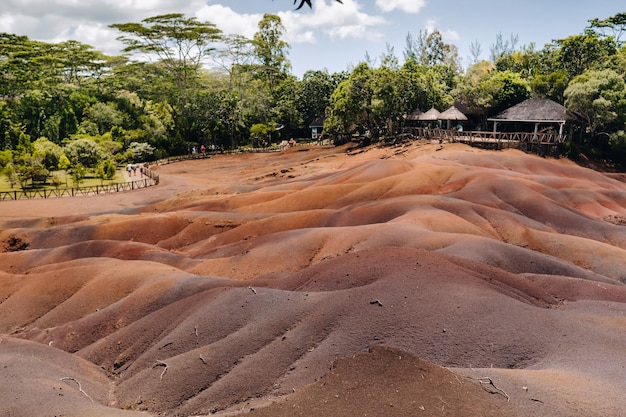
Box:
xmin=405 ymin=128 xmax=567 ymax=156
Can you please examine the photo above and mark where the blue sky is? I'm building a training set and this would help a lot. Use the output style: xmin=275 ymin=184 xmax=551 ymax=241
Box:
xmin=1 ymin=0 xmax=623 ymax=77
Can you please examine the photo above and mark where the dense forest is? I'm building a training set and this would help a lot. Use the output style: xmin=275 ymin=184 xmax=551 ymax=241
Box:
xmin=1 ymin=11 xmax=625 ymax=188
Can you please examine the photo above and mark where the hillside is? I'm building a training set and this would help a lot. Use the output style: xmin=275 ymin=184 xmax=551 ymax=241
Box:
xmin=1 ymin=141 xmax=625 ymax=417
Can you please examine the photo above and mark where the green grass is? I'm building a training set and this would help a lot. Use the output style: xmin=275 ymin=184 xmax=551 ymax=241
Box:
xmin=0 ymin=170 xmax=126 ymax=192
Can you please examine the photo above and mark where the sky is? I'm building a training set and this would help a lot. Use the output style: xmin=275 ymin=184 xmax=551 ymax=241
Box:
xmin=1 ymin=0 xmax=623 ymax=77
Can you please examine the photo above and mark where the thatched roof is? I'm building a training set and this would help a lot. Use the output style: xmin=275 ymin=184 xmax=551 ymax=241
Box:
xmin=405 ymin=108 xmax=424 ymax=121
xmin=439 ymin=105 xmax=467 ymax=121
xmin=418 ymin=107 xmax=441 ymax=121
xmin=488 ymin=98 xmax=571 ymax=122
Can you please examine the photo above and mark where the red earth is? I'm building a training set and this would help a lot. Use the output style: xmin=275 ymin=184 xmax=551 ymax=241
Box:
xmin=1 ymin=141 xmax=625 ymax=417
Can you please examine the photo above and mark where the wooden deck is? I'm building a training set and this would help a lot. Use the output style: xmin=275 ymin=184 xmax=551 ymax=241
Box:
xmin=404 ymin=128 xmax=567 ymax=156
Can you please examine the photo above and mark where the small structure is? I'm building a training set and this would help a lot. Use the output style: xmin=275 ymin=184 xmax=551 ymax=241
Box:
xmin=488 ymin=98 xmax=573 ymax=137
xmin=417 ymin=107 xmax=441 ymax=128
xmin=418 ymin=107 xmax=441 ymax=122
xmin=454 ymin=101 xmax=485 ymax=129
xmin=438 ymin=105 xmax=468 ymax=129
xmin=309 ymin=116 xmax=326 ymax=140
xmin=404 ymin=108 xmax=424 ymax=126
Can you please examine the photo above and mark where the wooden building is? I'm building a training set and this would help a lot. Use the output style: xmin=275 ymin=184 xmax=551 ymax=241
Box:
xmin=309 ymin=116 xmax=326 ymax=140
xmin=487 ymin=98 xmax=575 ymax=137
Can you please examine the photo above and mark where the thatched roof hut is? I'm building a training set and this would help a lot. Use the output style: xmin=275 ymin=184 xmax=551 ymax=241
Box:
xmin=418 ymin=107 xmax=441 ymax=121
xmin=439 ymin=105 xmax=468 ymax=121
xmin=488 ymin=98 xmax=574 ymax=135
xmin=405 ymin=108 xmax=424 ymax=123
xmin=489 ymin=98 xmax=572 ymax=123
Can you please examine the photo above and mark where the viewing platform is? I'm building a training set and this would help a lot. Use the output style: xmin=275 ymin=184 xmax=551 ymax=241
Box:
xmin=404 ymin=127 xmax=567 ymax=156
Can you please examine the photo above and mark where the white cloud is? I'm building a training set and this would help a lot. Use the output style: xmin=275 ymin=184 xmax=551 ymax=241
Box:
xmin=56 ymin=24 xmax=125 ymax=56
xmin=196 ymin=4 xmax=261 ymax=39
xmin=425 ymin=18 xmax=460 ymax=42
xmin=375 ymin=0 xmax=426 ymax=14
xmin=0 ymin=0 xmax=208 ymax=53
xmin=197 ymin=0 xmax=386 ymax=46
xmin=282 ymin=0 xmax=386 ymax=43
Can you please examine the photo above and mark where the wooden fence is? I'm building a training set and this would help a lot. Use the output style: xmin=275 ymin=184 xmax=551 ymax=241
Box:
xmin=405 ymin=127 xmax=567 ymax=145
xmin=0 ymin=166 xmax=159 ymax=201
xmin=403 ymin=127 xmax=567 ymax=156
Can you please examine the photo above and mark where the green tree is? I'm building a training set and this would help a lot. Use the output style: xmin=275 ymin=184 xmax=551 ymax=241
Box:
xmin=252 ymin=14 xmax=291 ymax=90
xmin=0 ymin=149 xmax=11 ymax=168
xmin=111 ymin=14 xmax=222 ymax=96
xmin=483 ymin=70 xmax=531 ymax=114
xmin=405 ymin=29 xmax=461 ymax=72
xmin=564 ymin=69 xmax=626 ymax=138
xmin=274 ymin=75 xmax=303 ymax=140
xmin=249 ymin=122 xmax=276 ymax=145
xmin=553 ymin=31 xmax=617 ymax=78
xmin=588 ymin=12 xmax=626 ymax=46
xmin=64 ymin=138 xmax=105 ymax=168
xmin=95 ymin=159 xmax=117 ymax=184
xmin=55 ymin=40 xmax=112 ymax=86
xmin=398 ymin=60 xmax=446 ymax=116
xmin=325 ymin=63 xmax=374 ymax=140
xmin=71 ymin=163 xmax=86 ymax=187
xmin=15 ymin=154 xmax=48 ymax=188
xmin=3 ymin=162 xmax=18 ymax=188
xmin=84 ymin=102 xmax=125 ymax=134
xmin=452 ymin=60 xmax=495 ymax=112
xmin=530 ymin=70 xmax=569 ymax=102
xmin=608 ymin=130 xmax=626 ymax=163
xmin=489 ymin=32 xmax=519 ymax=63
xmin=127 ymin=141 xmax=156 ymax=162
xmin=111 ymin=14 xmax=223 ymax=142
xmin=58 ymin=154 xmax=71 ymax=187
xmin=296 ymin=70 xmax=337 ymax=128
xmin=371 ymin=66 xmax=402 ymax=136
xmin=33 ymin=137 xmax=64 ymax=171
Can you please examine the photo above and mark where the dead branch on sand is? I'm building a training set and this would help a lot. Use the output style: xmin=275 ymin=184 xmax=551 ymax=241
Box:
xmin=154 ymin=360 xmax=169 ymax=380
xmin=60 ymin=377 xmax=93 ymax=402
xmin=470 ymin=376 xmax=510 ymax=402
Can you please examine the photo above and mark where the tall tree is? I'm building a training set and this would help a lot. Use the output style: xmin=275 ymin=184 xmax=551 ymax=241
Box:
xmin=296 ymin=70 xmax=337 ymax=127
xmin=552 ymin=31 xmax=617 ymax=79
xmin=564 ymin=69 xmax=626 ymax=138
xmin=110 ymin=14 xmax=223 ymax=142
xmin=324 ymin=63 xmax=374 ymax=140
xmin=588 ymin=12 xmax=626 ymax=46
xmin=468 ymin=40 xmax=482 ymax=66
xmin=252 ymin=14 xmax=291 ymax=90
xmin=489 ymin=32 xmax=519 ymax=62
xmin=404 ymin=29 xmax=461 ymax=73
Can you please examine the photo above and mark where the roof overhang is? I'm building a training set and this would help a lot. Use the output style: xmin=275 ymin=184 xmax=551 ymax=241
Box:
xmin=487 ymin=118 xmax=567 ymax=123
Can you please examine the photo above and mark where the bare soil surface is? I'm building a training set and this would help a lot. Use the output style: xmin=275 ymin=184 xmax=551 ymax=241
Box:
xmin=1 ymin=141 xmax=625 ymax=417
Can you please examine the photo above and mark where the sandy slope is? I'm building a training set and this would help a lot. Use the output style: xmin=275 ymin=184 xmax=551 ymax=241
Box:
xmin=0 ymin=141 xmax=625 ymax=416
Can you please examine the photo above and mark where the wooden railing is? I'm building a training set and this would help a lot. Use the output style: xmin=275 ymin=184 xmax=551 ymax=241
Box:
xmin=404 ymin=127 xmax=568 ymax=146
xmin=0 ymin=166 xmax=159 ymax=201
